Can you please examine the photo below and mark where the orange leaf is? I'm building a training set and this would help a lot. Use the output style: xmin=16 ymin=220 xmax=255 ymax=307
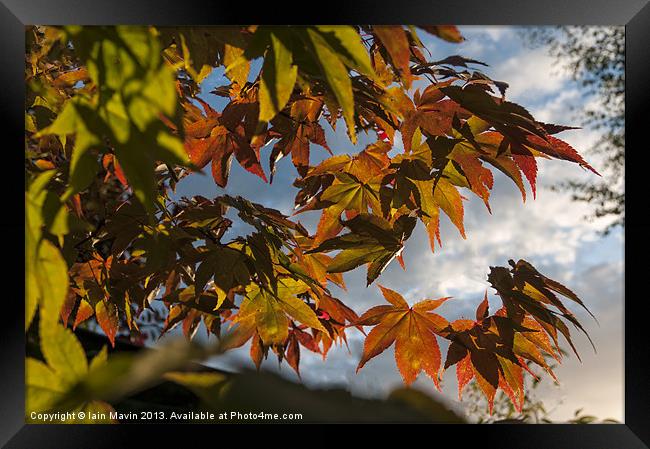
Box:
xmin=373 ymin=26 xmax=413 ymax=88
xmin=456 ymin=354 xmax=474 ymax=400
xmin=250 ymin=333 xmax=265 ymax=370
xmin=475 ymin=291 xmax=489 ymax=321
xmin=433 ymin=178 xmax=466 ymax=238
xmin=377 ymin=285 xmax=409 ymax=308
xmin=95 ymin=301 xmax=119 ymax=347
xmin=420 ymin=26 xmax=465 ymax=43
xmin=73 ymin=300 xmax=94 ymax=330
xmin=357 ymin=288 xmax=449 ymax=389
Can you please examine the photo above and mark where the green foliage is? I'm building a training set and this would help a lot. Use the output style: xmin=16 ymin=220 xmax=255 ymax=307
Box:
xmin=26 ymin=323 xmax=115 ymax=422
xmin=36 ymin=26 xmax=189 ymax=213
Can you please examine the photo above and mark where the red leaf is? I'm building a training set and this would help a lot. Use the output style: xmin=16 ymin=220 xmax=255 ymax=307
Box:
xmin=95 ymin=301 xmax=119 ymax=347
xmin=512 ymin=153 xmax=538 ymax=199
xmin=527 ymin=135 xmax=600 ymax=175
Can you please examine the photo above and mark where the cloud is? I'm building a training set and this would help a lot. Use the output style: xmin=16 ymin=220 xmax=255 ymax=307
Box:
xmin=461 ymin=25 xmax=516 ymax=43
xmin=534 ymin=261 xmax=624 ymax=421
xmin=492 ymin=48 xmax=571 ymax=103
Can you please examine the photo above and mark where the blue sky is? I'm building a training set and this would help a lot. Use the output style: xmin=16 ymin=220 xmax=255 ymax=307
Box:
xmin=166 ymin=26 xmax=624 ymax=422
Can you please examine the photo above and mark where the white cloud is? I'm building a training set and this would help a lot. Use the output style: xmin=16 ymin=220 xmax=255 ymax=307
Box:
xmin=460 ymin=25 xmax=516 ymax=43
xmin=493 ymin=48 xmax=571 ymax=103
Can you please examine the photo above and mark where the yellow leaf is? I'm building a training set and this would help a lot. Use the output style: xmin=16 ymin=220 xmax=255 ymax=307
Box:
xmin=25 ymin=358 xmax=66 ymax=414
xmin=39 ymin=323 xmax=88 ymax=388
xmin=258 ymin=33 xmax=297 ymax=123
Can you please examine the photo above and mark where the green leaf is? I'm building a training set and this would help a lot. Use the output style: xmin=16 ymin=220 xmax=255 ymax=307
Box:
xmin=26 ymin=171 xmax=57 ymax=331
xmin=34 ymin=240 xmax=69 ymax=335
xmin=112 ymin=135 xmax=157 ymax=215
xmin=89 ymin=346 xmax=109 ymax=373
xmin=315 ymin=26 xmax=376 ymax=81
xmin=308 ymin=214 xmax=416 ymax=285
xmin=25 ymin=358 xmax=66 ymax=414
xmin=50 ymin=26 xmax=189 ymax=213
xmin=37 ymin=100 xmax=101 ymax=199
xmin=39 ymin=323 xmax=88 ymax=388
xmin=307 ymin=28 xmax=356 ymax=143
xmin=276 ymin=294 xmax=328 ymax=334
xmin=259 ymin=32 xmax=298 ymax=123
xmin=163 ymin=371 xmax=228 ymax=409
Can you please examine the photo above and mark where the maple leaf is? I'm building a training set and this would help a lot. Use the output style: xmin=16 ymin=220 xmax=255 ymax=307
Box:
xmin=442 ymin=299 xmax=531 ymax=414
xmin=488 ymin=261 xmax=595 ymax=361
xmin=306 ymin=28 xmax=357 ymax=143
xmin=320 ymin=173 xmax=382 ymax=217
xmin=27 ymin=323 xmax=116 ymax=422
xmin=234 ymin=278 xmax=328 ymax=347
xmin=401 ymin=98 xmax=465 ymax=153
xmin=512 ymin=153 xmax=538 ymax=199
xmin=419 ymin=26 xmax=465 ymax=43
xmin=306 ymin=214 xmax=416 ymax=286
xmin=448 ymin=144 xmax=495 ymax=210
xmin=283 ymin=326 xmax=322 ymax=377
xmin=258 ymin=32 xmax=298 ymax=124
xmin=373 ymin=26 xmax=414 ymax=88
xmin=183 ymin=95 xmax=267 ymax=187
xmin=527 ymin=134 xmax=600 ymax=175
xmin=356 ymin=285 xmax=450 ymax=388
xmin=27 ymin=24 xmax=604 ymax=416
xmin=268 ymin=98 xmax=331 ymax=179
xmin=433 ymin=177 xmax=467 ymax=238
xmin=95 ymin=300 xmax=119 ymax=348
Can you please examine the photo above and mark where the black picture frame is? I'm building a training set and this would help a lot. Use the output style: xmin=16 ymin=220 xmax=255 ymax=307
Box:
xmin=3 ymin=0 xmax=647 ymax=446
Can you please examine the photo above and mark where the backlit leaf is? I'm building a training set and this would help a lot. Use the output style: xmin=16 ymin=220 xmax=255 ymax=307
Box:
xmin=259 ymin=33 xmax=298 ymax=123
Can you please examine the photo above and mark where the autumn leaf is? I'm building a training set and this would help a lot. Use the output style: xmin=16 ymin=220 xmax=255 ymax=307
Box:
xmin=356 ymin=285 xmax=449 ymax=388
xmin=96 ymin=300 xmax=119 ymax=348
xmin=373 ymin=26 xmax=413 ymax=88
xmin=26 ymin=24 xmax=602 ymax=415
xmin=235 ymin=278 xmax=328 ymax=347
xmin=320 ymin=172 xmax=382 ymax=217
xmin=307 ymin=214 xmax=416 ymax=285
xmin=268 ymin=98 xmax=330 ymax=178
xmin=419 ymin=25 xmax=465 ymax=43
xmin=429 ymin=178 xmax=465 ymax=237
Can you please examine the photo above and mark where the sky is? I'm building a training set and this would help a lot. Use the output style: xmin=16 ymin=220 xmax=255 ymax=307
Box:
xmin=166 ymin=26 xmax=625 ymax=422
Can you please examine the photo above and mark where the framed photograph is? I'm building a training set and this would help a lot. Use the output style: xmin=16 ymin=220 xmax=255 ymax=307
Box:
xmin=4 ymin=0 xmax=648 ymax=446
